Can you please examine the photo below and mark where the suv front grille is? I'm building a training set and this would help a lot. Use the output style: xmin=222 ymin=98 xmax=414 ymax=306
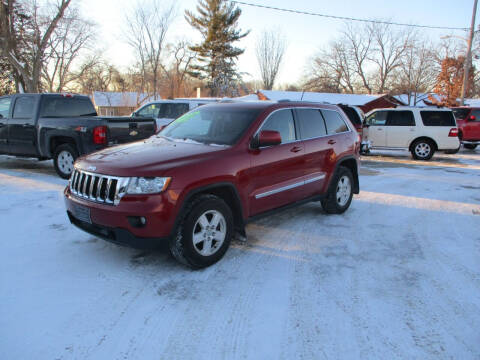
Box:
xmin=70 ymin=169 xmax=129 ymax=206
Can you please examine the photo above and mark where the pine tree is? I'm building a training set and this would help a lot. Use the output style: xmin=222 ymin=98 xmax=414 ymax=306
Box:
xmin=185 ymin=0 xmax=249 ymax=96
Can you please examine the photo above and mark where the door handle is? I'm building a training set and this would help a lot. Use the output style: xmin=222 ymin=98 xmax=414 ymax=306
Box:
xmin=376 ymin=128 xmax=383 ymax=131
xmin=22 ymin=123 xmax=32 ymax=128
xmin=290 ymin=146 xmax=302 ymax=153
xmin=328 ymin=139 xmax=336 ymax=145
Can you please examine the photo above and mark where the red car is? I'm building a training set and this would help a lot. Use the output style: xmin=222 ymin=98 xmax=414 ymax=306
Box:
xmin=64 ymin=101 xmax=360 ymax=268
xmin=451 ymin=107 xmax=480 ymax=150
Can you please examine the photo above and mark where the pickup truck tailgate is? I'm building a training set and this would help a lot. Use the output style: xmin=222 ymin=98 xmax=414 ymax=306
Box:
xmin=105 ymin=117 xmax=156 ymax=144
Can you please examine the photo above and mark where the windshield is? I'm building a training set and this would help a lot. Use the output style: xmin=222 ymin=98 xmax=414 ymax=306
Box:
xmin=160 ymin=107 xmax=261 ymax=145
xmin=452 ymin=108 xmax=469 ymax=120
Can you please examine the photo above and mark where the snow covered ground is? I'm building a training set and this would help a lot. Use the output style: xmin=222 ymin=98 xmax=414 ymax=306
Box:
xmin=1 ymin=149 xmax=479 ymax=360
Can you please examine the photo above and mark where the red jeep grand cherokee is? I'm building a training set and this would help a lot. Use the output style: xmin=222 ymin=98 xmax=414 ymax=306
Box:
xmin=64 ymin=101 xmax=360 ymax=268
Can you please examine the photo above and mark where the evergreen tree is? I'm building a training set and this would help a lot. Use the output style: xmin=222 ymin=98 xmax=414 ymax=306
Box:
xmin=185 ymin=0 xmax=248 ymax=96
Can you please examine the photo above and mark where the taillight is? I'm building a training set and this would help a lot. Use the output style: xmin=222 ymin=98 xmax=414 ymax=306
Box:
xmin=448 ymin=128 xmax=459 ymax=137
xmin=93 ymin=126 xmax=107 ymax=144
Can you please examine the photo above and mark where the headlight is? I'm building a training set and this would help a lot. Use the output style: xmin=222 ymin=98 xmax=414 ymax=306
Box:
xmin=126 ymin=177 xmax=171 ymax=194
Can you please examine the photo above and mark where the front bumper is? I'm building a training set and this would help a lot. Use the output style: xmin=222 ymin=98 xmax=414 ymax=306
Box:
xmin=67 ymin=211 xmax=167 ymax=249
xmin=64 ymin=186 xmax=180 ymax=244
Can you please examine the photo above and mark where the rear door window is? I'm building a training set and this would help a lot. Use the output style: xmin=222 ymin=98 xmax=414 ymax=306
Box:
xmin=261 ymin=109 xmax=296 ymax=143
xmin=366 ymin=111 xmax=388 ymax=126
xmin=0 ymin=97 xmax=11 ymax=118
xmin=40 ymin=96 xmax=96 ymax=117
xmin=420 ymin=111 xmax=456 ymax=126
xmin=322 ymin=110 xmax=349 ymax=134
xmin=13 ymin=96 xmax=35 ymax=118
xmin=296 ymin=109 xmax=327 ymax=139
xmin=387 ymin=111 xmax=415 ymax=126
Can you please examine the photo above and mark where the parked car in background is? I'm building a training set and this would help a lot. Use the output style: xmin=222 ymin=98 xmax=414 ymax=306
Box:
xmin=451 ymin=107 xmax=480 ymax=150
xmin=362 ymin=107 xmax=460 ymax=160
xmin=337 ymin=104 xmax=365 ymax=134
xmin=132 ymin=98 xmax=218 ymax=130
xmin=0 ymin=93 xmax=156 ymax=178
xmin=65 ymin=101 xmax=360 ymax=268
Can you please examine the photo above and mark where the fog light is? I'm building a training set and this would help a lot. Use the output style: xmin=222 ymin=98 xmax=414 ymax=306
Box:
xmin=127 ymin=216 xmax=147 ymax=228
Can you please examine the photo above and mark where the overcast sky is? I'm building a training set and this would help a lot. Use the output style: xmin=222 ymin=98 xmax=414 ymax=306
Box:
xmin=79 ymin=0 xmax=478 ymax=86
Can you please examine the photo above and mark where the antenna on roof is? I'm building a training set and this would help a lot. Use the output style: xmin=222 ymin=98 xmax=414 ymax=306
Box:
xmin=300 ymin=90 xmax=305 ymax=101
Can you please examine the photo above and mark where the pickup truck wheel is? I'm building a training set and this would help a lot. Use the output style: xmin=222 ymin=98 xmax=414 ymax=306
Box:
xmin=53 ymin=144 xmax=78 ymax=179
xmin=411 ymin=139 xmax=435 ymax=160
xmin=169 ymin=194 xmax=233 ymax=269
xmin=464 ymin=144 xmax=478 ymax=150
xmin=321 ymin=166 xmax=353 ymax=214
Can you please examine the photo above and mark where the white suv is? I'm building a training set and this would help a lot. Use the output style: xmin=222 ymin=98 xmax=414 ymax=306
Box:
xmin=133 ymin=98 xmax=218 ymax=129
xmin=362 ymin=107 xmax=460 ymax=160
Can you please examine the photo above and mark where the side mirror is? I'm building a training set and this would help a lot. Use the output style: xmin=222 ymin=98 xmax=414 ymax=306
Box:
xmin=132 ymin=112 xmax=138 ymax=117
xmin=253 ymin=130 xmax=282 ymax=148
xmin=469 ymin=115 xmax=476 ymax=121
xmin=0 ymin=114 xmax=3 ymax=119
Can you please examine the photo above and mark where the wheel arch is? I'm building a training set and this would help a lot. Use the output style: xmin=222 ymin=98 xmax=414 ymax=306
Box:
xmin=174 ymin=182 xmax=246 ymax=237
xmin=334 ymin=156 xmax=359 ymax=194
xmin=409 ymin=136 xmax=438 ymax=152
xmin=49 ymin=136 xmax=79 ymax=158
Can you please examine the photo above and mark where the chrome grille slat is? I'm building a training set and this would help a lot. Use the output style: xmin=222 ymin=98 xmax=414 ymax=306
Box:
xmin=96 ymin=177 xmax=104 ymax=201
xmin=69 ymin=169 xmax=126 ymax=206
xmin=89 ymin=176 xmax=96 ymax=199
xmin=105 ymin=178 xmax=113 ymax=203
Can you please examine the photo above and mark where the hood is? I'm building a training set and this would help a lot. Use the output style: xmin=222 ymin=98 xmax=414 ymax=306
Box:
xmin=75 ymin=136 xmax=229 ymax=177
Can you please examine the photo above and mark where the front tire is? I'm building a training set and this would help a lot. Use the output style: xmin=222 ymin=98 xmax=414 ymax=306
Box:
xmin=53 ymin=143 xmax=78 ymax=179
xmin=321 ymin=166 xmax=354 ymax=214
xmin=411 ymin=139 xmax=435 ymax=160
xmin=464 ymin=144 xmax=478 ymax=150
xmin=169 ymin=194 xmax=234 ymax=269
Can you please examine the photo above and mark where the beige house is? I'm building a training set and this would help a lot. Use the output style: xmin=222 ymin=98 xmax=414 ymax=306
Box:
xmin=92 ymin=92 xmax=157 ymax=116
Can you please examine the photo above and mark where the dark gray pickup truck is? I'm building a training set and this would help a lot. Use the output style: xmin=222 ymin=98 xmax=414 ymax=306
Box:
xmin=0 ymin=93 xmax=156 ymax=178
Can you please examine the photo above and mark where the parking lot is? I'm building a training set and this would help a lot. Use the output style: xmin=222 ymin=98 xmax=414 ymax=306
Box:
xmin=1 ymin=149 xmax=479 ymax=359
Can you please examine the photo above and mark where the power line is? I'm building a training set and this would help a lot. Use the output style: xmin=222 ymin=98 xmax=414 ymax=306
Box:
xmin=231 ymin=1 xmax=469 ymax=31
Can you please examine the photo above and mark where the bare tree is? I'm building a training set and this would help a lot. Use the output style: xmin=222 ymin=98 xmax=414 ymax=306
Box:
xmin=160 ymin=39 xmax=196 ymax=98
xmin=304 ymin=39 xmax=356 ymax=93
xmin=397 ymin=39 xmax=437 ymax=105
xmin=368 ymin=23 xmax=414 ymax=93
xmin=42 ymin=6 xmax=95 ymax=92
xmin=305 ymin=21 xmax=415 ymax=94
xmin=0 ymin=0 xmax=71 ymax=92
xmin=255 ymin=29 xmax=286 ymax=90
xmin=124 ymin=0 xmax=175 ymax=99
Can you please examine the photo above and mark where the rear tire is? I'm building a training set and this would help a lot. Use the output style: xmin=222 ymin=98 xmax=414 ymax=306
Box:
xmin=169 ymin=194 xmax=233 ymax=269
xmin=321 ymin=166 xmax=354 ymax=214
xmin=411 ymin=139 xmax=435 ymax=160
xmin=464 ymin=144 xmax=478 ymax=150
xmin=53 ymin=143 xmax=78 ymax=179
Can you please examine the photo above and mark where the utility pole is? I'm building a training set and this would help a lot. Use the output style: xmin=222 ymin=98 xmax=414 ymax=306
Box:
xmin=460 ymin=0 xmax=478 ymax=105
